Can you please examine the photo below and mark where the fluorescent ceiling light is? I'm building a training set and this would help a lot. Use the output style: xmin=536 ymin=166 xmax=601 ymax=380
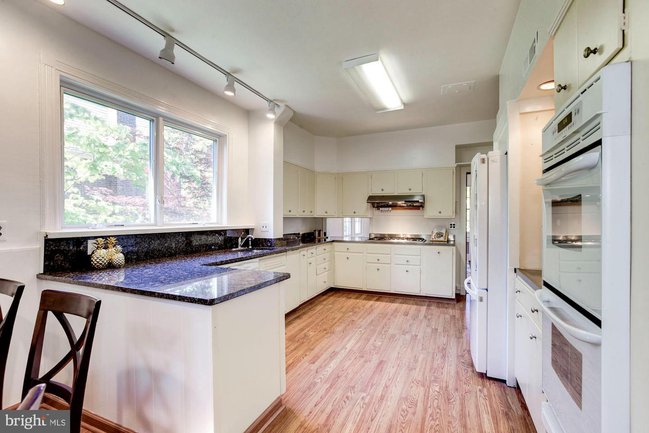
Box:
xmin=343 ymin=54 xmax=403 ymax=112
xmin=538 ymin=80 xmax=555 ymax=91
xmin=49 ymin=0 xmax=65 ymax=4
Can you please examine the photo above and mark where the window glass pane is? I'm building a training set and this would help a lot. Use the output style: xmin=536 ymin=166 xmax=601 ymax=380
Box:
xmin=63 ymin=92 xmax=153 ymax=226
xmin=163 ymin=125 xmax=217 ymax=223
xmin=354 ymin=218 xmax=362 ymax=236
xmin=343 ymin=218 xmax=352 ymax=236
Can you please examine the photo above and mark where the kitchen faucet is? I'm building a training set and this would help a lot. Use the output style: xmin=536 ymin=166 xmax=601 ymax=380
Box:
xmin=238 ymin=232 xmax=254 ymax=249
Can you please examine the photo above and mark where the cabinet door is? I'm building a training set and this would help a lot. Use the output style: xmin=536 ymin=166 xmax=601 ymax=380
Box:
xmin=554 ymin=1 xmax=578 ymax=108
xmin=423 ymin=168 xmax=455 ymax=218
xmin=528 ymin=323 xmax=543 ymax=432
xmin=421 ymin=248 xmax=455 ymax=298
xmin=299 ymin=250 xmax=309 ymax=302
xmin=514 ymin=302 xmax=531 ymax=400
xmin=396 ymin=170 xmax=423 ymax=193
xmin=370 ymin=171 xmax=395 ymax=194
xmin=576 ymin=0 xmax=624 ymax=85
xmin=315 ymin=173 xmax=338 ymax=217
xmin=334 ymin=252 xmax=364 ymax=288
xmin=298 ymin=167 xmax=315 ymax=216
xmin=365 ymin=264 xmax=391 ymax=291
xmin=285 ymin=251 xmax=301 ymax=313
xmin=390 ymin=265 xmax=421 ymax=294
xmin=341 ymin=173 xmax=370 ymax=216
xmin=307 ymin=257 xmax=317 ymax=298
xmin=284 ymin=162 xmax=300 ymax=216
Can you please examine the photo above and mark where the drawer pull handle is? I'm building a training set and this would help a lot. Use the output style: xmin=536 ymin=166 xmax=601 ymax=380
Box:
xmin=406 ymin=260 xmax=410 ymax=263
xmin=583 ymin=46 xmax=599 ymax=58
xmin=529 ymin=334 xmax=537 ymax=340
xmin=346 ymin=257 xmax=349 ymax=260
xmin=405 ymin=270 xmax=409 ymax=273
xmin=377 ymin=258 xmax=380 ymax=261
xmin=437 ymin=251 xmax=440 ymax=254
xmin=516 ymin=313 xmax=522 ymax=319
xmin=531 ymin=307 xmax=539 ymax=314
xmin=515 ymin=289 xmax=521 ymax=294
xmin=555 ymin=83 xmax=568 ymax=93
xmin=376 ymin=268 xmax=380 ymax=271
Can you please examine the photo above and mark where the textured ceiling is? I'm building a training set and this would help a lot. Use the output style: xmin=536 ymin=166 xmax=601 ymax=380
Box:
xmin=42 ymin=0 xmax=521 ymax=137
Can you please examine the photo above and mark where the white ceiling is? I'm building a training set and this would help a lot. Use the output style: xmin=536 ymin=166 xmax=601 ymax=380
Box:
xmin=43 ymin=0 xmax=521 ymax=137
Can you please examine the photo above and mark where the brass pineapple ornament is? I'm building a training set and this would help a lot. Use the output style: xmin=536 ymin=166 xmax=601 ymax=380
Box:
xmin=106 ymin=237 xmax=118 ymax=261
xmin=90 ymin=238 xmax=109 ymax=269
xmin=111 ymin=245 xmax=126 ymax=268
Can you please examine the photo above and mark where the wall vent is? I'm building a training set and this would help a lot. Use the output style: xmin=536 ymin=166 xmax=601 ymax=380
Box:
xmin=440 ymin=80 xmax=476 ymax=95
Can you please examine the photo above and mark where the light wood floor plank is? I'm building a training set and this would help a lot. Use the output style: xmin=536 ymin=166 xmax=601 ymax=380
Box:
xmin=265 ymin=290 xmax=535 ymax=433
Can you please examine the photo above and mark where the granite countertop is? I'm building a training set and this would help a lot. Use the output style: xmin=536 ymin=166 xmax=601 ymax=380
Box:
xmin=516 ymin=268 xmax=542 ymax=291
xmin=328 ymin=236 xmax=456 ymax=247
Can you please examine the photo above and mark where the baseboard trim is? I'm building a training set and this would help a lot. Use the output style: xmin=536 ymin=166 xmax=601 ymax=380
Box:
xmin=42 ymin=394 xmax=135 ymax=433
xmin=244 ymin=396 xmax=284 ymax=433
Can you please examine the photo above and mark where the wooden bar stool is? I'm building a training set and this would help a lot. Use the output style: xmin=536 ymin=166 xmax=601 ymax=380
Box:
xmin=22 ymin=290 xmax=101 ymax=433
xmin=0 ymin=278 xmax=25 ymax=409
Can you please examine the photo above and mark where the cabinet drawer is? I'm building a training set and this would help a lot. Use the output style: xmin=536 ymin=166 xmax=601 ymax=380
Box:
xmin=391 ymin=265 xmax=421 ymax=294
xmin=515 ymin=277 xmax=542 ymax=330
xmin=306 ymin=248 xmax=317 ymax=258
xmin=316 ymin=244 xmax=331 ymax=255
xmin=392 ymin=255 xmax=420 ymax=266
xmin=366 ymin=254 xmax=390 ymax=264
xmin=317 ymin=273 xmax=330 ymax=293
xmin=317 ymin=262 xmax=330 ymax=275
xmin=365 ymin=244 xmax=391 ymax=255
xmin=391 ymin=245 xmax=421 ymax=256
xmin=258 ymin=253 xmax=286 ymax=270
xmin=316 ymin=254 xmax=330 ymax=265
xmin=334 ymin=243 xmax=365 ymax=253
xmin=366 ymin=264 xmax=391 ymax=291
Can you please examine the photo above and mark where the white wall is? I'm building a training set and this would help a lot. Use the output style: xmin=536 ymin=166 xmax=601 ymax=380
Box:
xmin=283 ymin=122 xmax=315 ymax=170
xmin=314 ymin=136 xmax=338 ymax=172
xmin=335 ymin=120 xmax=496 ymax=172
xmin=0 ymin=0 xmax=262 ymax=408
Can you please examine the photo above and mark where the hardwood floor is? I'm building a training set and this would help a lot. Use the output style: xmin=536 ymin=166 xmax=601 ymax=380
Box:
xmin=265 ymin=289 xmax=535 ymax=433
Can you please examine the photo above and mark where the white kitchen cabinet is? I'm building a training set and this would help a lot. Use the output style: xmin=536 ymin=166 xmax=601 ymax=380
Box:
xmin=423 ymin=168 xmax=455 ymax=218
xmin=365 ymin=264 xmax=391 ymax=291
xmin=421 ymin=247 xmax=455 ymax=298
xmin=396 ymin=170 xmax=423 ymax=193
xmin=306 ymin=254 xmax=317 ymax=298
xmin=514 ymin=276 xmax=544 ymax=433
xmin=299 ymin=249 xmax=309 ymax=302
xmin=315 ymin=173 xmax=338 ymax=217
xmin=341 ymin=173 xmax=370 ymax=216
xmin=576 ymin=0 xmax=624 ymax=85
xmin=370 ymin=171 xmax=395 ymax=194
xmin=298 ymin=167 xmax=315 ymax=216
xmin=334 ymin=252 xmax=364 ymax=288
xmin=554 ymin=1 xmax=578 ymax=107
xmin=390 ymin=265 xmax=421 ymax=294
xmin=284 ymin=251 xmax=301 ymax=313
xmin=283 ymin=162 xmax=300 ymax=216
xmin=553 ymin=0 xmax=624 ymax=106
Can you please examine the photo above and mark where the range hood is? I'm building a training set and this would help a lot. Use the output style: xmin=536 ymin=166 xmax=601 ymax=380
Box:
xmin=366 ymin=194 xmax=425 ymax=209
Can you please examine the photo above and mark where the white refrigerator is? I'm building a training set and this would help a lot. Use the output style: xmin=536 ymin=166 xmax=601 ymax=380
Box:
xmin=464 ymin=150 xmax=508 ymax=380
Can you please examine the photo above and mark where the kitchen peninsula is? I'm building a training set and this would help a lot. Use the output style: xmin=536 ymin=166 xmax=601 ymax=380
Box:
xmin=38 ymin=248 xmax=291 ymax=433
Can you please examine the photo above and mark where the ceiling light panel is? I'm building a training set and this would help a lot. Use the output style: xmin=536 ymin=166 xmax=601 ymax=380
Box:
xmin=343 ymin=54 xmax=403 ymax=112
xmin=440 ymin=81 xmax=476 ymax=95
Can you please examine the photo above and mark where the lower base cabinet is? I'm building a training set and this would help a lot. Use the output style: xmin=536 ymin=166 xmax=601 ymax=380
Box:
xmin=335 ymin=252 xmax=364 ymax=288
xmin=390 ymin=265 xmax=421 ymax=294
xmin=365 ymin=263 xmax=391 ymax=291
xmin=420 ymin=247 xmax=455 ymax=298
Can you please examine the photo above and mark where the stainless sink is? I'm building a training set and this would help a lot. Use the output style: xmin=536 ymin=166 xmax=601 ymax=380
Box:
xmin=230 ymin=247 xmax=277 ymax=252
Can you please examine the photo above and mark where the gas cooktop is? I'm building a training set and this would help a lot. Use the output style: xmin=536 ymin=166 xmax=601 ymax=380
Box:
xmin=367 ymin=234 xmax=428 ymax=243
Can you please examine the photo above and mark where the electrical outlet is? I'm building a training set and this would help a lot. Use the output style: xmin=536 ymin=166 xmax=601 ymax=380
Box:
xmin=0 ymin=220 xmax=6 ymax=242
xmin=260 ymin=222 xmax=270 ymax=233
xmin=449 ymin=223 xmax=456 ymax=229
xmin=87 ymin=239 xmax=97 ymax=255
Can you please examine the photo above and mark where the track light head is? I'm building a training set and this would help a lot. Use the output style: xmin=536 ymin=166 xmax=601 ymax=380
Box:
xmin=159 ymin=35 xmax=176 ymax=64
xmin=224 ymin=74 xmax=236 ymax=96
xmin=266 ymin=101 xmax=277 ymax=120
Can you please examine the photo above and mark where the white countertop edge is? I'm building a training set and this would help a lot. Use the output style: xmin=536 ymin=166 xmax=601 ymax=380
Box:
xmin=42 ymin=224 xmax=255 ymax=239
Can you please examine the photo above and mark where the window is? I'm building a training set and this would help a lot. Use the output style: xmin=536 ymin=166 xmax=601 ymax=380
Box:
xmin=343 ymin=217 xmax=366 ymax=237
xmin=61 ymin=88 xmax=223 ymax=227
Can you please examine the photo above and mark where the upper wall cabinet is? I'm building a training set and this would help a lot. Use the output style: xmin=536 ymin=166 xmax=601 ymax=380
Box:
xmin=396 ymin=170 xmax=423 ymax=193
xmin=370 ymin=171 xmax=395 ymax=194
xmin=554 ymin=0 xmax=624 ymax=107
xmin=283 ymin=162 xmax=300 ymax=216
xmin=423 ymin=168 xmax=455 ymax=218
xmin=315 ymin=173 xmax=338 ymax=217
xmin=341 ymin=173 xmax=370 ymax=216
xmin=284 ymin=162 xmax=315 ymax=217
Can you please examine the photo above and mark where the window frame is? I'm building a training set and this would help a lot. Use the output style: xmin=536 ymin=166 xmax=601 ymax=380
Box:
xmin=59 ymin=83 xmax=226 ymax=228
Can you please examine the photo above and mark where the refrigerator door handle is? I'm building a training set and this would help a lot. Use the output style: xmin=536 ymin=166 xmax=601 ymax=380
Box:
xmin=464 ymin=277 xmax=478 ymax=299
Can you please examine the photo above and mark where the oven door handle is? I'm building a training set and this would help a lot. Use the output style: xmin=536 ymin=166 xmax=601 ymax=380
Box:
xmin=536 ymin=151 xmax=600 ymax=186
xmin=535 ymin=289 xmax=602 ymax=345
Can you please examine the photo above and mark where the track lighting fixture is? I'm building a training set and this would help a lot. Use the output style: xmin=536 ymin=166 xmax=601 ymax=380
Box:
xmin=224 ymin=74 xmax=236 ymax=96
xmin=158 ymin=35 xmax=176 ymax=64
xmin=266 ymin=102 xmax=277 ymax=120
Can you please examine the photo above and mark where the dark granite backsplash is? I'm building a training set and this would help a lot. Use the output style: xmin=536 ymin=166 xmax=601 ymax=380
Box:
xmin=44 ymin=229 xmax=250 ymax=273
